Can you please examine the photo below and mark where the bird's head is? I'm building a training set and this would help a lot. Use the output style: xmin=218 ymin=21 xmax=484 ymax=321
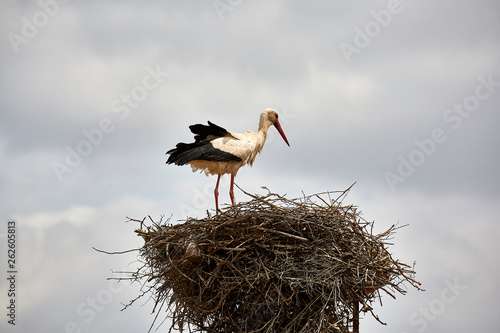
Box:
xmin=261 ymin=109 xmax=290 ymax=147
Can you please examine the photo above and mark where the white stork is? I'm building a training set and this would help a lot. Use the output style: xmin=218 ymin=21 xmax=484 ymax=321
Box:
xmin=166 ymin=108 xmax=290 ymax=213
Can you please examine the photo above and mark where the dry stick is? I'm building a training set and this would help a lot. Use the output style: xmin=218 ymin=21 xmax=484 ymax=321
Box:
xmin=235 ymin=183 xmax=287 ymax=213
xmin=250 ymin=225 xmax=310 ymax=242
xmin=92 ymin=247 xmax=139 ymax=255
xmin=315 ymin=194 xmax=332 ymax=209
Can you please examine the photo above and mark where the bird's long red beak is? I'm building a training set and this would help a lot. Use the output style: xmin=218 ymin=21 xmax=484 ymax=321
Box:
xmin=274 ymin=120 xmax=290 ymax=147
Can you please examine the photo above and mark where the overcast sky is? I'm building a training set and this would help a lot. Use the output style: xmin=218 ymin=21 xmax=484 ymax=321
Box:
xmin=1 ymin=1 xmax=499 ymax=332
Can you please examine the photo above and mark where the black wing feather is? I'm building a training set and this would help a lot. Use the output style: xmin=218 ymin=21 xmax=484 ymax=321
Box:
xmin=166 ymin=121 xmax=241 ymax=165
xmin=166 ymin=141 xmax=241 ymax=165
xmin=190 ymin=121 xmax=230 ymax=142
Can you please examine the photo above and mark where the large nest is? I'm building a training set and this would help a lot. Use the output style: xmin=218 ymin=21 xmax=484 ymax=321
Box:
xmin=125 ymin=187 xmax=421 ymax=333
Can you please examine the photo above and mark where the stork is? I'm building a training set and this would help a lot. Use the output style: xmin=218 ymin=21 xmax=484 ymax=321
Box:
xmin=166 ymin=109 xmax=290 ymax=213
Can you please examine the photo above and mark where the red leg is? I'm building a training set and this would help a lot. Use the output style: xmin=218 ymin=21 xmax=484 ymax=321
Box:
xmin=229 ymin=173 xmax=236 ymax=207
xmin=214 ymin=174 xmax=221 ymax=214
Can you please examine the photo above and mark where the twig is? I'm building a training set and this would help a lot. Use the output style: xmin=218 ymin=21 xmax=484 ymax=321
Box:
xmin=92 ymin=247 xmax=139 ymax=255
xmin=250 ymin=226 xmax=310 ymax=242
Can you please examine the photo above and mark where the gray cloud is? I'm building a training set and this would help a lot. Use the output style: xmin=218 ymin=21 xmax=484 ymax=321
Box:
xmin=1 ymin=1 xmax=499 ymax=332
